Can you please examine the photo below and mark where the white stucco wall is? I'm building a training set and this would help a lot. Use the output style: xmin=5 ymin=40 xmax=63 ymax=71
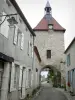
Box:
xmin=65 ymin=41 xmax=75 ymax=92
xmin=65 ymin=41 xmax=75 ymax=71
xmin=0 ymin=0 xmax=34 ymax=100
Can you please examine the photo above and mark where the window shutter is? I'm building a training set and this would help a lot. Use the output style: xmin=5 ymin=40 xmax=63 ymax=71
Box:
xmin=1 ymin=12 xmax=9 ymax=38
xmin=13 ymin=26 xmax=18 ymax=45
xmin=28 ymin=41 xmax=31 ymax=56
xmin=21 ymin=33 xmax=24 ymax=50
xmin=31 ymin=44 xmax=33 ymax=58
xmin=10 ymin=63 xmax=15 ymax=92
xmin=26 ymin=68 xmax=29 ymax=88
xmin=67 ymin=54 xmax=70 ymax=66
xmin=19 ymin=66 xmax=22 ymax=90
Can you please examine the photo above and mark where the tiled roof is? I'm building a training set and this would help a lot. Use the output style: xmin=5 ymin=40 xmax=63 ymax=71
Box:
xmin=33 ymin=16 xmax=66 ymax=32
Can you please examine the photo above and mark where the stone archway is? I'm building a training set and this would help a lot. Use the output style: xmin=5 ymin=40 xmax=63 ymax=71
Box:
xmin=39 ymin=65 xmax=61 ymax=87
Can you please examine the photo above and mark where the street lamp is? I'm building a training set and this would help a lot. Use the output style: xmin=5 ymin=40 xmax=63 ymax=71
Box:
xmin=0 ymin=13 xmax=18 ymax=26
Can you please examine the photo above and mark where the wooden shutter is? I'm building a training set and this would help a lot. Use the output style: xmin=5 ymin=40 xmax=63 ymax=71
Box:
xmin=21 ymin=33 xmax=24 ymax=50
xmin=19 ymin=66 xmax=22 ymax=90
xmin=10 ymin=63 xmax=15 ymax=92
xmin=13 ymin=26 xmax=18 ymax=45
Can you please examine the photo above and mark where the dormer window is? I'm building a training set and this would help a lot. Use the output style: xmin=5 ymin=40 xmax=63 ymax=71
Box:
xmin=48 ymin=24 xmax=53 ymax=29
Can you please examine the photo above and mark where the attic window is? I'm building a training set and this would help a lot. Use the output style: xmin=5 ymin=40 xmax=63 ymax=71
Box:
xmin=48 ymin=24 xmax=53 ymax=29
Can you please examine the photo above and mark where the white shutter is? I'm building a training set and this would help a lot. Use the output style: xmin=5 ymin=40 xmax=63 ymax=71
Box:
xmin=10 ymin=63 xmax=15 ymax=92
xmin=28 ymin=41 xmax=32 ymax=56
xmin=31 ymin=44 xmax=33 ymax=58
xmin=26 ymin=68 xmax=29 ymax=88
xmin=27 ymin=41 xmax=30 ymax=55
xmin=19 ymin=66 xmax=22 ymax=90
xmin=13 ymin=26 xmax=18 ymax=45
xmin=1 ymin=12 xmax=9 ymax=38
xmin=21 ymin=33 xmax=24 ymax=50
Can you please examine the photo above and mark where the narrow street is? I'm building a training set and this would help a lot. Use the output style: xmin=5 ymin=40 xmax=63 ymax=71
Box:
xmin=32 ymin=82 xmax=68 ymax=100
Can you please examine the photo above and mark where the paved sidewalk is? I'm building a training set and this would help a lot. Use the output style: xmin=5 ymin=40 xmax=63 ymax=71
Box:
xmin=55 ymin=88 xmax=75 ymax=100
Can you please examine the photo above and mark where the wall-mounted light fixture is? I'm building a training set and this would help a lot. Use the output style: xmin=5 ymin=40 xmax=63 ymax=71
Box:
xmin=0 ymin=13 xmax=18 ymax=26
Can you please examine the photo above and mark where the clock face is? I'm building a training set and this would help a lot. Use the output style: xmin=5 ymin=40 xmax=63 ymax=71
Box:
xmin=49 ymin=25 xmax=53 ymax=29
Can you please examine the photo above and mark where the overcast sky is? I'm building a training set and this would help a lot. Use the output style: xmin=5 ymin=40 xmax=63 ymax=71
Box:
xmin=41 ymin=71 xmax=48 ymax=78
xmin=16 ymin=0 xmax=75 ymax=49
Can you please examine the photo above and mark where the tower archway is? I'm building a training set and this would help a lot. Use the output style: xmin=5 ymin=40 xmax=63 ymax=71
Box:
xmin=39 ymin=65 xmax=61 ymax=87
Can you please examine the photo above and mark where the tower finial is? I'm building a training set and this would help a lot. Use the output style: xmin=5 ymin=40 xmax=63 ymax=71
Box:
xmin=45 ymin=1 xmax=52 ymax=15
xmin=44 ymin=1 xmax=52 ymax=21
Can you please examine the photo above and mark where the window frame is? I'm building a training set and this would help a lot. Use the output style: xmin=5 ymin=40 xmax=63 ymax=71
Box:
xmin=48 ymin=24 xmax=53 ymax=30
xmin=47 ymin=50 xmax=51 ymax=59
xmin=67 ymin=53 xmax=71 ymax=66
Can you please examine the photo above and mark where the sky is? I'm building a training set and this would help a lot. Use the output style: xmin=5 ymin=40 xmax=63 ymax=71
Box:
xmin=16 ymin=0 xmax=75 ymax=49
xmin=41 ymin=71 xmax=48 ymax=78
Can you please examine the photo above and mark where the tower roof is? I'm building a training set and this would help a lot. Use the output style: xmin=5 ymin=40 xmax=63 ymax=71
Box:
xmin=33 ymin=16 xmax=66 ymax=32
xmin=33 ymin=1 xmax=66 ymax=32
xmin=45 ymin=1 xmax=50 ymax=7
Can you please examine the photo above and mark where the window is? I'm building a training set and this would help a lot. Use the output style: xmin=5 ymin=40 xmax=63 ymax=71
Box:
xmin=0 ymin=12 xmax=9 ymax=38
xmin=27 ymin=41 xmax=33 ymax=57
xmin=48 ymin=24 xmax=53 ymax=29
xmin=67 ymin=54 xmax=71 ymax=66
xmin=47 ymin=50 xmax=51 ymax=58
xmin=17 ymin=29 xmax=22 ymax=47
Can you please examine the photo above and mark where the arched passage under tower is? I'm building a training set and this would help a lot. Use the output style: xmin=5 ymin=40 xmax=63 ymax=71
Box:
xmin=39 ymin=65 xmax=61 ymax=87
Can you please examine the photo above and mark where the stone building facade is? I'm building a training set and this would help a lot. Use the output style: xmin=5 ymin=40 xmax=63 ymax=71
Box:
xmin=33 ymin=1 xmax=66 ymax=85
